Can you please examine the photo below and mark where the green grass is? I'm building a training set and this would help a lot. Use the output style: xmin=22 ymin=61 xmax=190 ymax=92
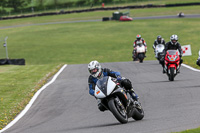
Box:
xmin=1 ymin=18 xmax=199 ymax=67
xmin=0 ymin=64 xmax=62 ymax=129
xmin=173 ymin=127 xmax=200 ymax=133
xmin=0 ymin=5 xmax=200 ymax=131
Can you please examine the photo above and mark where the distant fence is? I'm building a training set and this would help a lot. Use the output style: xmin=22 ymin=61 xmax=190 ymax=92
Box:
xmin=0 ymin=2 xmax=199 ymax=21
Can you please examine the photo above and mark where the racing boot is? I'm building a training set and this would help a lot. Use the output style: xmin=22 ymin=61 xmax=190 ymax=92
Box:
xmin=97 ymin=99 xmax=106 ymax=112
xmin=128 ymin=89 xmax=141 ymax=108
xmin=163 ymin=68 xmax=166 ymax=74
xmin=177 ymin=69 xmax=180 ymax=73
xmin=177 ymin=59 xmax=183 ymax=73
xmin=129 ymin=88 xmax=139 ymax=101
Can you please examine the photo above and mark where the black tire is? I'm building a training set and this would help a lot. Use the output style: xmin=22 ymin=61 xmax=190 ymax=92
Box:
xmin=108 ymin=98 xmax=128 ymax=124
xmin=138 ymin=54 xmax=144 ymax=63
xmin=132 ymin=104 xmax=144 ymax=120
xmin=169 ymin=67 xmax=175 ymax=81
xmin=102 ymin=17 xmax=110 ymax=21
xmin=0 ymin=59 xmax=8 ymax=65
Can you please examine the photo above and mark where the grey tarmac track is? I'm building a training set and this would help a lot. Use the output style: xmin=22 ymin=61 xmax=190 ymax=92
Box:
xmin=3 ymin=61 xmax=200 ymax=133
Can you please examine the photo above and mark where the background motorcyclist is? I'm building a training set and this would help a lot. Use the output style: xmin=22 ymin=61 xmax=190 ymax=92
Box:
xmin=162 ymin=34 xmax=183 ymax=73
xmin=152 ymin=35 xmax=165 ymax=52
xmin=88 ymin=60 xmax=139 ymax=111
xmin=132 ymin=34 xmax=147 ymax=60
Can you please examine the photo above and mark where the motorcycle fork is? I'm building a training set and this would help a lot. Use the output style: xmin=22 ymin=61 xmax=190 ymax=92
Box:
xmin=114 ymin=97 xmax=126 ymax=113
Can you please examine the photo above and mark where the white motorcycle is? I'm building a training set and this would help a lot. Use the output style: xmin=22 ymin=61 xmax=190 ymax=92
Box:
xmin=154 ymin=44 xmax=165 ymax=63
xmin=135 ymin=43 xmax=146 ymax=63
xmin=95 ymin=76 xmax=144 ymax=123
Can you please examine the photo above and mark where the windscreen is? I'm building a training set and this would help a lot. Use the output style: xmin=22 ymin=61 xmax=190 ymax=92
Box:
xmin=96 ymin=76 xmax=108 ymax=91
xmin=167 ymin=50 xmax=177 ymax=55
xmin=157 ymin=44 xmax=164 ymax=48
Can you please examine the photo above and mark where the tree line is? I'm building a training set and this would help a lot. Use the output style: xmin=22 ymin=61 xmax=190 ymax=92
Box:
xmin=0 ymin=0 xmax=31 ymax=12
xmin=0 ymin=0 xmax=125 ymax=13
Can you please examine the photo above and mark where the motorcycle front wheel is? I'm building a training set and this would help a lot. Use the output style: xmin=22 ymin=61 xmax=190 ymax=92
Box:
xmin=108 ymin=98 xmax=128 ymax=124
xmin=169 ymin=67 xmax=175 ymax=81
xmin=138 ymin=53 xmax=144 ymax=63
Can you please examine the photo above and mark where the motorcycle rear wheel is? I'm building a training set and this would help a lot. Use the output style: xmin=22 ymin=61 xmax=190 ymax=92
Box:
xmin=132 ymin=103 xmax=144 ymax=120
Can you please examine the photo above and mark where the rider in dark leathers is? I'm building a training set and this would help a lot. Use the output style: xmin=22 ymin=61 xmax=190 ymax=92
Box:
xmin=152 ymin=35 xmax=165 ymax=52
xmin=88 ymin=60 xmax=139 ymax=111
xmin=162 ymin=34 xmax=183 ymax=73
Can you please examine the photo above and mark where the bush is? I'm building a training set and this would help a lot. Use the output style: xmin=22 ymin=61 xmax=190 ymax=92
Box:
xmin=63 ymin=2 xmax=74 ymax=8
xmin=75 ymin=0 xmax=87 ymax=6
xmin=0 ymin=9 xmax=7 ymax=15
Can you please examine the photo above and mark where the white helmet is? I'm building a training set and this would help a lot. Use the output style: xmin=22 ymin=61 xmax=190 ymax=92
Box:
xmin=170 ymin=34 xmax=178 ymax=45
xmin=88 ymin=60 xmax=102 ymax=78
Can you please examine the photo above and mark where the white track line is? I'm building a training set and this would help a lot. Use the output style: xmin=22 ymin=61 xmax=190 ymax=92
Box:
xmin=182 ymin=63 xmax=200 ymax=72
xmin=0 ymin=64 xmax=67 ymax=133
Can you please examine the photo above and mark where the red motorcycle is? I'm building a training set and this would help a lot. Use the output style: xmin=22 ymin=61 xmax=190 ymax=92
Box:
xmin=164 ymin=50 xmax=181 ymax=81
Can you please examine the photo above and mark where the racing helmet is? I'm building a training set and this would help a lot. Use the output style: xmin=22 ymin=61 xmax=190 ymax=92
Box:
xmin=88 ymin=60 xmax=102 ymax=78
xmin=136 ymin=34 xmax=141 ymax=41
xmin=157 ymin=35 xmax=162 ymax=43
xmin=170 ymin=34 xmax=178 ymax=45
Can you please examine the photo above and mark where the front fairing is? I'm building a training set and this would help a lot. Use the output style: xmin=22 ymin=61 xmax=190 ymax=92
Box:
xmin=165 ymin=50 xmax=180 ymax=71
xmin=156 ymin=44 xmax=165 ymax=53
xmin=136 ymin=44 xmax=145 ymax=53
xmin=165 ymin=50 xmax=180 ymax=63
xmin=95 ymin=76 xmax=117 ymax=99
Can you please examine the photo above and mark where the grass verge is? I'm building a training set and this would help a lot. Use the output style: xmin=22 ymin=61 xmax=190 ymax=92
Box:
xmin=173 ymin=127 xmax=200 ymax=133
xmin=0 ymin=18 xmax=200 ymax=67
xmin=0 ymin=64 xmax=63 ymax=129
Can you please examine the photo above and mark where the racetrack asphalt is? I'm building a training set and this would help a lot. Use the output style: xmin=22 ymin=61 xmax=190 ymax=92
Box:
xmin=3 ymin=61 xmax=200 ymax=133
xmin=0 ymin=14 xmax=200 ymax=29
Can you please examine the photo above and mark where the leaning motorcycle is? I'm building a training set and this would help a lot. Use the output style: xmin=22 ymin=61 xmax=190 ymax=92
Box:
xmin=164 ymin=50 xmax=181 ymax=81
xmin=154 ymin=44 xmax=165 ymax=63
xmin=135 ymin=44 xmax=146 ymax=63
xmin=94 ymin=76 xmax=144 ymax=123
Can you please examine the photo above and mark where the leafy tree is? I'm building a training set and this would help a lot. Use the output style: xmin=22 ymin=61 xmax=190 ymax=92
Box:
xmin=54 ymin=0 xmax=58 ymax=6
xmin=0 ymin=0 xmax=7 ymax=8
xmin=93 ymin=0 xmax=100 ymax=4
xmin=76 ymin=0 xmax=86 ymax=6
xmin=4 ymin=0 xmax=31 ymax=11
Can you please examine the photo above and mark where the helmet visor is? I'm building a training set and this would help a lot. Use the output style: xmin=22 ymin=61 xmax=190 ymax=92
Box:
xmin=172 ymin=40 xmax=177 ymax=43
xmin=90 ymin=68 xmax=98 ymax=75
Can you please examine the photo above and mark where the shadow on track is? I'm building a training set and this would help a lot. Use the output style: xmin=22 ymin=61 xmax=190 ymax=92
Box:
xmin=64 ymin=120 xmax=137 ymax=132
xmin=141 ymin=78 xmax=192 ymax=84
xmin=181 ymin=85 xmax=200 ymax=88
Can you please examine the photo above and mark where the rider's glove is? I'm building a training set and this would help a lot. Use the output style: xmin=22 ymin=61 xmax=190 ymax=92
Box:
xmin=116 ymin=76 xmax=122 ymax=81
